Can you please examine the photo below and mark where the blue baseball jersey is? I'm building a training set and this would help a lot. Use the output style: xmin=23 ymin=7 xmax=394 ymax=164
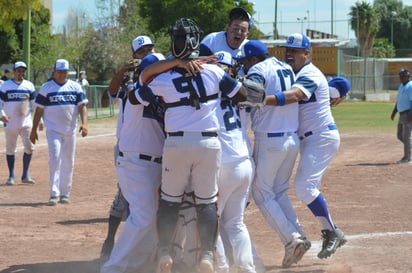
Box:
xmin=35 ymin=79 xmax=88 ymax=134
xmin=248 ymin=57 xmax=299 ymax=133
xmin=396 ymin=81 xmax=412 ymax=112
xmin=0 ymin=79 xmax=36 ymax=129
xmin=292 ymin=62 xmax=335 ymax=135
xmin=136 ymin=64 xmax=242 ymax=133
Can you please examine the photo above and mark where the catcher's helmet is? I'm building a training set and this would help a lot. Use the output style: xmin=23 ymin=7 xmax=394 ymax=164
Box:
xmin=169 ymin=18 xmax=203 ymax=59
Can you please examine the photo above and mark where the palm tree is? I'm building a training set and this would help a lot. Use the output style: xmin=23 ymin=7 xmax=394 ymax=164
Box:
xmin=349 ymin=1 xmax=381 ymax=57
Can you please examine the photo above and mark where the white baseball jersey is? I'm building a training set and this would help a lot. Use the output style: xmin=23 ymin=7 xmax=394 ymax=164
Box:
xmin=200 ymin=31 xmax=248 ymax=60
xmin=118 ymin=99 xmax=165 ymax=156
xmin=0 ymin=79 xmax=36 ymax=129
xmin=293 ymin=62 xmax=335 ymax=135
xmin=136 ymin=64 xmax=242 ymax=133
xmin=35 ymin=79 xmax=88 ymax=134
xmin=217 ymin=98 xmax=249 ymax=164
xmin=248 ymin=57 xmax=298 ymax=133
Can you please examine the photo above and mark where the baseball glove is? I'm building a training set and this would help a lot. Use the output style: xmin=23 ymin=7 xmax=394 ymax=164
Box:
xmin=238 ymin=78 xmax=266 ymax=107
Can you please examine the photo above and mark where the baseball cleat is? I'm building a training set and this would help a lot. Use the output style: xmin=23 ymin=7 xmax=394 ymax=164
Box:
xmin=21 ymin=177 xmax=35 ymax=184
xmin=156 ymin=252 xmax=173 ymax=273
xmin=48 ymin=196 xmax=59 ymax=206
xmin=397 ymin=158 xmax=411 ymax=164
xmin=317 ymin=227 xmax=347 ymax=259
xmin=282 ymin=237 xmax=311 ymax=268
xmin=59 ymin=196 xmax=70 ymax=204
xmin=5 ymin=177 xmax=15 ymax=186
xmin=199 ymin=251 xmax=214 ymax=273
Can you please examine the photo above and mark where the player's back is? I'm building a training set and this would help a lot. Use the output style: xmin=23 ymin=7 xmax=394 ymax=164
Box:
xmin=147 ymin=63 xmax=241 ymax=133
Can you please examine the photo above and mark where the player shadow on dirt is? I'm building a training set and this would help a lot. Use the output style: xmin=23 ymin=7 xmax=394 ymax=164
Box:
xmin=0 ymin=258 xmax=103 ymax=273
xmin=347 ymin=162 xmax=393 ymax=166
xmin=56 ymin=218 xmax=107 ymax=225
xmin=266 ymin=264 xmax=326 ymax=273
xmin=0 ymin=202 xmax=46 ymax=207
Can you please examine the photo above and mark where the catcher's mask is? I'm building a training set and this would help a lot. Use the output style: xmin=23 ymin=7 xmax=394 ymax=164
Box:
xmin=168 ymin=18 xmax=203 ymax=59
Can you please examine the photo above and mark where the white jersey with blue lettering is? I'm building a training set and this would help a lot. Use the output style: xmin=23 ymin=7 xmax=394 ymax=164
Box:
xmin=35 ymin=79 xmax=88 ymax=134
xmin=292 ymin=62 xmax=335 ymax=135
xmin=248 ymin=57 xmax=298 ymax=133
xmin=217 ymin=98 xmax=249 ymax=164
xmin=118 ymin=99 xmax=164 ymax=156
xmin=200 ymin=31 xmax=248 ymax=60
xmin=0 ymin=79 xmax=36 ymax=129
xmin=137 ymin=64 xmax=242 ymax=133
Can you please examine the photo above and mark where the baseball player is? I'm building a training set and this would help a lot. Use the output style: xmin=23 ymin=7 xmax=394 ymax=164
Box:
xmin=200 ymin=9 xmax=266 ymax=272
xmin=213 ymin=51 xmax=256 ymax=273
xmin=133 ymin=18 xmax=261 ymax=273
xmin=391 ymin=68 xmax=412 ymax=164
xmin=100 ymin=52 xmax=166 ymax=273
xmin=237 ymin=40 xmax=311 ymax=268
xmin=0 ymin=61 xmax=38 ymax=185
xmin=199 ymin=7 xmax=252 ymax=59
xmin=271 ymin=33 xmax=347 ymax=259
xmin=100 ymin=35 xmax=157 ymax=260
xmin=30 ymin=59 xmax=88 ymax=206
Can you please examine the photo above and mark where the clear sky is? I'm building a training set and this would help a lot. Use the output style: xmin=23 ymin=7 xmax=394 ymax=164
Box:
xmin=52 ymin=0 xmax=412 ymax=39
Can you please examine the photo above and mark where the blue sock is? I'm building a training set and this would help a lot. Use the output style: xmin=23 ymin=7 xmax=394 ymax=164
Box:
xmin=22 ymin=153 xmax=32 ymax=179
xmin=6 ymin=154 xmax=15 ymax=178
xmin=307 ymin=194 xmax=335 ymax=231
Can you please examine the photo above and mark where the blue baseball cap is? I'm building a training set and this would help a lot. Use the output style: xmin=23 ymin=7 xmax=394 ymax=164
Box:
xmin=237 ymin=40 xmax=268 ymax=61
xmin=399 ymin=68 xmax=410 ymax=75
xmin=329 ymin=76 xmax=350 ymax=98
xmin=229 ymin=7 xmax=253 ymax=30
xmin=139 ymin=53 xmax=165 ymax=72
xmin=283 ymin=33 xmax=311 ymax=50
xmin=4 ymin=68 xmax=10 ymax=73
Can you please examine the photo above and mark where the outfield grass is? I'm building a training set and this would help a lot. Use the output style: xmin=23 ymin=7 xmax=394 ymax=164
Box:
xmin=332 ymin=101 xmax=396 ymax=134
xmin=88 ymin=101 xmax=398 ymax=134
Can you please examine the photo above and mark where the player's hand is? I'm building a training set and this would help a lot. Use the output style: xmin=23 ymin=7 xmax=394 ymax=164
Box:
xmin=176 ymin=59 xmax=203 ymax=76
xmin=390 ymin=112 xmax=395 ymax=121
xmin=30 ymin=131 xmax=38 ymax=144
xmin=1 ymin=115 xmax=9 ymax=123
xmin=330 ymin=96 xmax=346 ymax=107
xmin=79 ymin=125 xmax=88 ymax=137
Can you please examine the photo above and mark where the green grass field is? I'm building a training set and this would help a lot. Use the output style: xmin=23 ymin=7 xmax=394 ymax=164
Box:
xmin=88 ymin=101 xmax=398 ymax=134
xmin=332 ymin=101 xmax=396 ymax=134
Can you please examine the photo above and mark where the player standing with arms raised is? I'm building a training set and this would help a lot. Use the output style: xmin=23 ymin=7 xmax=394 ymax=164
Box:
xmin=270 ymin=33 xmax=347 ymax=259
xmin=30 ymin=59 xmax=88 ymax=206
xmin=0 ymin=61 xmax=38 ymax=185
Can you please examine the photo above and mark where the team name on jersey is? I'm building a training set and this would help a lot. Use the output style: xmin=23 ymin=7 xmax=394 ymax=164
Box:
xmin=7 ymin=92 xmax=29 ymax=100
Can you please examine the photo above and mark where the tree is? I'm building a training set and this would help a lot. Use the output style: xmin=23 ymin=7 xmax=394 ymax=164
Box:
xmin=0 ymin=0 xmax=42 ymax=32
xmin=373 ymin=0 xmax=412 ymax=56
xmin=349 ymin=1 xmax=380 ymax=57
xmin=136 ymin=0 xmax=256 ymax=41
xmin=371 ymin=38 xmax=395 ymax=58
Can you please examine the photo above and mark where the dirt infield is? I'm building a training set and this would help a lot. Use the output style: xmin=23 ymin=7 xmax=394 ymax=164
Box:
xmin=0 ymin=119 xmax=411 ymax=273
